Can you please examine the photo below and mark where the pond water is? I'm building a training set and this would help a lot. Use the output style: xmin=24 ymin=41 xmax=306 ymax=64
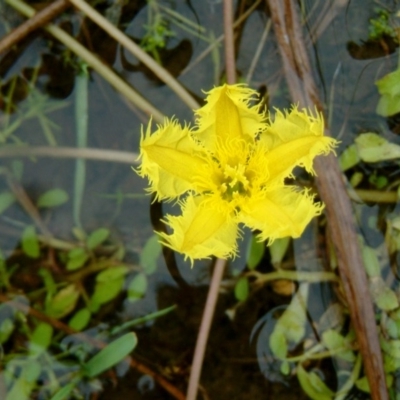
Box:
xmin=0 ymin=0 xmax=400 ymax=399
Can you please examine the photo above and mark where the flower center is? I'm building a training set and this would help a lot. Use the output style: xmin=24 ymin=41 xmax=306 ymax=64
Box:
xmin=221 ymin=164 xmax=250 ymax=201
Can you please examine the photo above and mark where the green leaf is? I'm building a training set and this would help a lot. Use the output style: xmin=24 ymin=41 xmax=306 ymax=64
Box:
xmin=269 ymin=237 xmax=290 ymax=265
xmin=96 ymin=266 xmax=128 ymax=282
xmin=91 ymin=278 xmax=124 ymax=309
xmin=29 ymin=323 xmax=53 ymax=355
xmin=297 ymin=364 xmax=334 ymax=400
xmin=339 ymin=144 xmax=360 ymax=171
xmin=83 ymin=332 xmax=137 ymax=378
xmin=322 ymin=329 xmax=355 ymax=362
xmin=376 ymin=68 xmax=400 ymax=116
xmin=375 ymin=285 xmax=399 ymax=311
xmin=86 ymin=228 xmax=110 ymax=250
xmin=361 ymin=245 xmax=381 ymax=277
xmin=37 ymin=189 xmax=69 ymax=208
xmin=0 ymin=318 xmax=14 ymax=344
xmin=234 ymin=277 xmax=249 ymax=301
xmin=69 ymin=308 xmax=91 ymax=331
xmin=140 ymin=235 xmax=161 ymax=274
xmin=355 ymin=376 xmax=370 ymax=393
xmin=246 ymin=235 xmax=265 ymax=270
xmin=269 ymin=330 xmax=288 ymax=359
xmin=66 ymin=248 xmax=89 ymax=271
xmin=128 ymin=273 xmax=148 ymax=301
xmin=11 ymin=160 xmax=24 ymax=181
xmin=355 ymin=132 xmax=400 ymax=162
xmin=280 ymin=360 xmax=290 ymax=375
xmin=0 ymin=191 xmax=16 ymax=215
xmin=46 ymin=284 xmax=80 ymax=318
xmin=50 ymin=382 xmax=77 ymax=400
xmin=21 ymin=225 xmax=40 ymax=258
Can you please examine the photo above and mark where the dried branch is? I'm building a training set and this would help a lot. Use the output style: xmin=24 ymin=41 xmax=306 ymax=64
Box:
xmin=266 ymin=1 xmax=388 ymax=399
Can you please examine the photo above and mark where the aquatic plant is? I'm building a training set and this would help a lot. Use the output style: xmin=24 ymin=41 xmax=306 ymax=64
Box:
xmin=138 ymin=83 xmax=337 ymax=262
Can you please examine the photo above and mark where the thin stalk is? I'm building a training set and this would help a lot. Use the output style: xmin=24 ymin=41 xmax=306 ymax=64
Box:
xmin=5 ymin=0 xmax=165 ymax=122
xmin=246 ymin=19 xmax=271 ymax=84
xmin=186 ymin=2 xmax=237 ymax=399
xmin=73 ymin=67 xmax=89 ymax=228
xmin=68 ymin=0 xmax=200 ymax=110
xmin=0 ymin=146 xmax=139 ymax=164
xmin=181 ymin=0 xmax=261 ymax=77
xmin=186 ymin=258 xmax=226 ymax=400
xmin=223 ymin=0 xmax=236 ymax=84
xmin=247 ymin=269 xmax=339 ymax=284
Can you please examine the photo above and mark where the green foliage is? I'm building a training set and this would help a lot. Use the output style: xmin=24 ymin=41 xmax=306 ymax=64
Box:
xmin=297 ymin=364 xmax=334 ymax=400
xmin=368 ymin=8 xmax=397 ymax=41
xmin=376 ymin=69 xmax=400 ymax=116
xmin=140 ymin=234 xmax=161 ymax=274
xmin=83 ymin=332 xmax=138 ymax=378
xmin=21 ymin=225 xmax=40 ymax=258
xmin=234 ymin=276 xmax=249 ymax=301
xmin=86 ymin=228 xmax=110 ymax=250
xmin=37 ymin=189 xmax=69 ymax=208
xmin=0 ymin=191 xmax=16 ymax=215
xmin=245 ymin=235 xmax=265 ymax=270
xmin=128 ymin=273 xmax=148 ymax=301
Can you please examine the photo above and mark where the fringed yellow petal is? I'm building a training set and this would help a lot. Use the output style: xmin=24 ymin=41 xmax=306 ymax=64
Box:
xmin=195 ymin=84 xmax=266 ymax=150
xmin=138 ymin=119 xmax=208 ymax=200
xmin=240 ymin=187 xmax=324 ymax=242
xmin=260 ymin=106 xmax=337 ymax=181
xmin=158 ymin=195 xmax=239 ymax=263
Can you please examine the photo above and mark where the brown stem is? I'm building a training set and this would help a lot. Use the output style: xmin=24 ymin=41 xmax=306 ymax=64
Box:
xmin=223 ymin=0 xmax=236 ymax=84
xmin=266 ymin=1 xmax=388 ymax=399
xmin=0 ymin=0 xmax=70 ymax=54
xmin=0 ymin=293 xmax=185 ymax=400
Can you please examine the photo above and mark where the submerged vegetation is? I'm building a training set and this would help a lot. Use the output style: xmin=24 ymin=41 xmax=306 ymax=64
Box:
xmin=1 ymin=0 xmax=400 ymax=399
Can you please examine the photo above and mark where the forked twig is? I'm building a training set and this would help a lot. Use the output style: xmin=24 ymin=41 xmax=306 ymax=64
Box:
xmin=267 ymin=1 xmax=388 ymax=399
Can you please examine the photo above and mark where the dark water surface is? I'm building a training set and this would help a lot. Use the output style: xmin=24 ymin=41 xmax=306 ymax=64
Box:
xmin=0 ymin=0 xmax=399 ymax=399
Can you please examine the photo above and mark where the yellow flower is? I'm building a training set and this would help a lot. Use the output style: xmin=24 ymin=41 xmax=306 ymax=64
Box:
xmin=137 ymin=84 xmax=337 ymax=262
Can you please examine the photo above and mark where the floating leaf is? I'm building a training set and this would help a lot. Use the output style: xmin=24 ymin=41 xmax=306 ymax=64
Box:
xmin=322 ymin=329 xmax=355 ymax=362
xmin=22 ymin=225 xmax=40 ymax=258
xmin=361 ymin=245 xmax=381 ymax=277
xmin=37 ymin=189 xmax=69 ymax=208
xmin=91 ymin=278 xmax=124 ymax=309
xmin=269 ymin=328 xmax=288 ymax=359
xmin=140 ymin=235 xmax=161 ymax=274
xmin=269 ymin=237 xmax=290 ymax=265
xmin=69 ymin=308 xmax=91 ymax=331
xmin=339 ymin=144 xmax=360 ymax=171
xmin=29 ymin=323 xmax=53 ymax=355
xmin=66 ymin=248 xmax=89 ymax=271
xmin=50 ymin=382 xmax=78 ymax=400
xmin=0 ymin=318 xmax=14 ymax=344
xmin=128 ymin=273 xmax=148 ymax=301
xmin=96 ymin=266 xmax=128 ymax=282
xmin=246 ymin=235 xmax=265 ymax=270
xmin=46 ymin=284 xmax=80 ymax=318
xmin=355 ymin=376 xmax=370 ymax=393
xmin=376 ymin=68 xmax=400 ymax=116
xmin=83 ymin=332 xmax=137 ymax=378
xmin=355 ymin=132 xmax=400 ymax=162
xmin=297 ymin=364 xmax=334 ymax=400
xmin=86 ymin=228 xmax=110 ymax=250
xmin=0 ymin=191 xmax=16 ymax=215
xmin=234 ymin=276 xmax=249 ymax=301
